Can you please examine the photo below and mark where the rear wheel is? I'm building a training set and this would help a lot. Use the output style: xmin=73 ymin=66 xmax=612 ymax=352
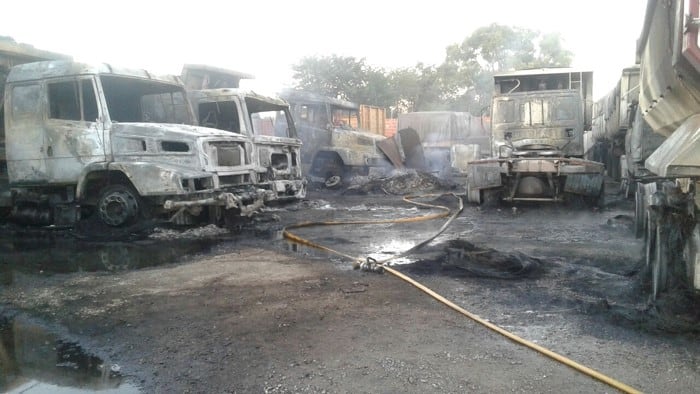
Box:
xmin=634 ymin=188 xmax=645 ymax=238
xmin=652 ymin=223 xmax=669 ymax=300
xmin=311 ymin=153 xmax=345 ymax=188
xmin=581 ymin=180 xmax=605 ymax=208
xmin=466 ymin=182 xmax=481 ymax=204
xmin=324 ymin=175 xmax=342 ymax=188
xmin=96 ymin=184 xmax=142 ymax=227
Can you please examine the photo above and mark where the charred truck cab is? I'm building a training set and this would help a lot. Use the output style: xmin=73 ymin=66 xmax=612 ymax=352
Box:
xmin=1 ymin=61 xmax=267 ymax=227
xmin=466 ymin=69 xmax=605 ymax=204
xmin=182 ymin=65 xmax=305 ymax=202
xmin=279 ymin=89 xmax=392 ymax=185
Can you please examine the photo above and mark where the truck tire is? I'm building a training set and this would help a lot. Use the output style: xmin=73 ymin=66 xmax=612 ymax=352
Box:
xmin=589 ymin=181 xmax=605 ymax=208
xmin=466 ymin=182 xmax=481 ymax=204
xmin=651 ymin=223 xmax=669 ymax=300
xmin=311 ymin=153 xmax=345 ymax=188
xmin=96 ymin=184 xmax=141 ymax=227
xmin=634 ymin=189 xmax=645 ymax=238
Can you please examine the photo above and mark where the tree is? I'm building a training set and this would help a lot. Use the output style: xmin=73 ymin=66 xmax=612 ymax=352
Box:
xmin=535 ymin=32 xmax=574 ymax=68
xmin=289 ymin=24 xmax=574 ymax=115
xmin=388 ymin=64 xmax=446 ymax=113
xmin=291 ymin=55 xmax=391 ymax=106
xmin=442 ymin=23 xmax=574 ymax=114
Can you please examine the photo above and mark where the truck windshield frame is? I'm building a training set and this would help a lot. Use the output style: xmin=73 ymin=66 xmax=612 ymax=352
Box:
xmin=245 ymin=97 xmax=296 ymax=138
xmin=493 ymin=95 xmax=578 ymax=127
xmin=100 ymin=75 xmax=194 ymax=125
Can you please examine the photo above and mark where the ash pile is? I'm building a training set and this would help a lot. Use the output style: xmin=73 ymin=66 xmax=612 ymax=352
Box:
xmin=341 ymin=170 xmax=459 ymax=195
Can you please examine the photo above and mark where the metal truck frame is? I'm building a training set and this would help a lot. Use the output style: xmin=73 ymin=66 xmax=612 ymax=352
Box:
xmin=630 ymin=0 xmax=700 ymax=299
xmin=1 ymin=60 xmax=268 ymax=228
xmin=396 ymin=111 xmax=490 ymax=179
xmin=186 ymin=88 xmax=306 ymax=201
xmin=279 ymin=89 xmax=393 ymax=185
xmin=586 ymin=66 xmax=640 ymax=182
xmin=466 ymin=69 xmax=605 ymax=205
xmin=182 ymin=64 xmax=305 ymax=202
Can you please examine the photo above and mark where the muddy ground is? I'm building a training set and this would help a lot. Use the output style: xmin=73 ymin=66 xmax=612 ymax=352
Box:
xmin=1 ymin=176 xmax=700 ymax=393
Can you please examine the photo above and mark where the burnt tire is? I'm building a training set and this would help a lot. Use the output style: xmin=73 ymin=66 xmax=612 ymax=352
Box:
xmin=97 ymin=184 xmax=142 ymax=227
xmin=324 ymin=175 xmax=342 ymax=189
xmin=311 ymin=153 xmax=345 ymax=187
xmin=465 ymin=182 xmax=481 ymax=204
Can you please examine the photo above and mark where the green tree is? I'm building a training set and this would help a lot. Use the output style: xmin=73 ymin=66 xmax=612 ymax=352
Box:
xmin=291 ymin=55 xmax=391 ymax=106
xmin=388 ymin=63 xmax=449 ymax=113
xmin=290 ymin=24 xmax=573 ymax=115
xmin=442 ymin=23 xmax=574 ymax=114
xmin=535 ymin=32 xmax=574 ymax=68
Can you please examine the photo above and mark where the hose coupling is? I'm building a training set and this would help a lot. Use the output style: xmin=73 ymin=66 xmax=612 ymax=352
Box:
xmin=353 ymin=257 xmax=385 ymax=274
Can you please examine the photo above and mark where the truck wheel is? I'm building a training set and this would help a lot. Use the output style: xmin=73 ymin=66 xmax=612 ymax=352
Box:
xmin=325 ymin=175 xmax=342 ymax=188
xmin=651 ymin=223 xmax=669 ymax=300
xmin=466 ymin=182 xmax=481 ymax=204
xmin=683 ymin=224 xmax=700 ymax=291
xmin=97 ymin=184 xmax=141 ymax=227
xmin=634 ymin=189 xmax=645 ymax=238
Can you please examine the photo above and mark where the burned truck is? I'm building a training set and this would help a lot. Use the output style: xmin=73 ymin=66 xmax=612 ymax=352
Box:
xmin=0 ymin=37 xmax=70 ymax=194
xmin=465 ymin=69 xmax=605 ymax=205
xmin=628 ymin=0 xmax=700 ymax=299
xmin=181 ymin=65 xmax=305 ymax=201
xmin=397 ymin=111 xmax=490 ymax=179
xmin=0 ymin=60 xmax=268 ymax=228
xmin=279 ymin=89 xmax=394 ymax=185
xmin=586 ymin=66 xmax=640 ymax=181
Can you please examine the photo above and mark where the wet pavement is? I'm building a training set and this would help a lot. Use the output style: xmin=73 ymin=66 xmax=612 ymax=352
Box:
xmin=1 ymin=180 xmax=699 ymax=392
xmin=0 ymin=314 xmax=138 ymax=393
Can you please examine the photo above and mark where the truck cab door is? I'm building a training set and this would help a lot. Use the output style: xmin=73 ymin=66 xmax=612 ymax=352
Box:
xmin=5 ymin=83 xmax=47 ymax=183
xmin=249 ymin=108 xmax=302 ymax=178
xmin=44 ymin=77 xmax=106 ymax=183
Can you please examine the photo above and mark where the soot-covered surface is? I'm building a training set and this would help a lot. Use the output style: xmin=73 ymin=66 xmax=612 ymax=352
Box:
xmin=0 ymin=178 xmax=699 ymax=393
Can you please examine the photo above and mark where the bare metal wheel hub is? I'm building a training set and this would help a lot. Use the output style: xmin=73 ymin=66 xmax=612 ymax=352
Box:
xmin=98 ymin=186 xmax=139 ymax=227
xmin=325 ymin=175 xmax=341 ymax=188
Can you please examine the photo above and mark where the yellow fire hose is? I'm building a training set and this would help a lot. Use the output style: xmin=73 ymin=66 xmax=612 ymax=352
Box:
xmin=282 ymin=193 xmax=641 ymax=394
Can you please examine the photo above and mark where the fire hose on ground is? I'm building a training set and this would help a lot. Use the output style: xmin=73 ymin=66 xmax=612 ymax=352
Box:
xmin=282 ymin=193 xmax=641 ymax=394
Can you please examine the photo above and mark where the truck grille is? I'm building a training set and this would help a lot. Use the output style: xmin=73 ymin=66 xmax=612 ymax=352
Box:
xmin=219 ymin=174 xmax=251 ymax=187
xmin=208 ymin=142 xmax=244 ymax=167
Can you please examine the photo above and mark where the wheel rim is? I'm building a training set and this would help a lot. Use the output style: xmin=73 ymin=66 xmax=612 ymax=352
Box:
xmin=652 ymin=221 xmax=669 ymax=300
xmin=466 ymin=183 xmax=481 ymax=204
xmin=98 ymin=189 xmax=139 ymax=226
xmin=325 ymin=175 xmax=341 ymax=188
xmin=634 ymin=190 xmax=644 ymax=238
xmin=645 ymin=213 xmax=654 ymax=273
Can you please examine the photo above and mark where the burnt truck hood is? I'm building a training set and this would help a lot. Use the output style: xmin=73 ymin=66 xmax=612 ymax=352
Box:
xmin=110 ymin=122 xmax=248 ymax=142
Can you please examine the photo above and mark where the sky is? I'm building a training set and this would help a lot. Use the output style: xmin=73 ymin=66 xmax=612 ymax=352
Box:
xmin=2 ymin=0 xmax=646 ymax=101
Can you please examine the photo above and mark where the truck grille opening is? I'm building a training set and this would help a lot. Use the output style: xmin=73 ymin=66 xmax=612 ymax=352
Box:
xmin=271 ymin=153 xmax=288 ymax=170
xmin=193 ymin=177 xmax=213 ymax=191
xmin=209 ymin=142 xmax=244 ymax=167
xmin=219 ymin=174 xmax=251 ymax=187
xmin=181 ymin=177 xmax=214 ymax=191
xmin=161 ymin=141 xmax=189 ymax=152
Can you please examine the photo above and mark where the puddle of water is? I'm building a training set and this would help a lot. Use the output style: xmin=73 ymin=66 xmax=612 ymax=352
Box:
xmin=0 ymin=315 xmax=139 ymax=393
xmin=0 ymin=232 xmax=220 ymax=285
xmin=366 ymin=239 xmax=417 ymax=265
xmin=279 ymin=236 xmax=417 ymax=266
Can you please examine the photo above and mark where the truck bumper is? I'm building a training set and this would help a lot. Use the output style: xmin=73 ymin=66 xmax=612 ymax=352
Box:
xmin=467 ymin=157 xmax=605 ymax=201
xmin=163 ymin=189 xmax=271 ymax=217
xmin=264 ymin=179 xmax=307 ymax=201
